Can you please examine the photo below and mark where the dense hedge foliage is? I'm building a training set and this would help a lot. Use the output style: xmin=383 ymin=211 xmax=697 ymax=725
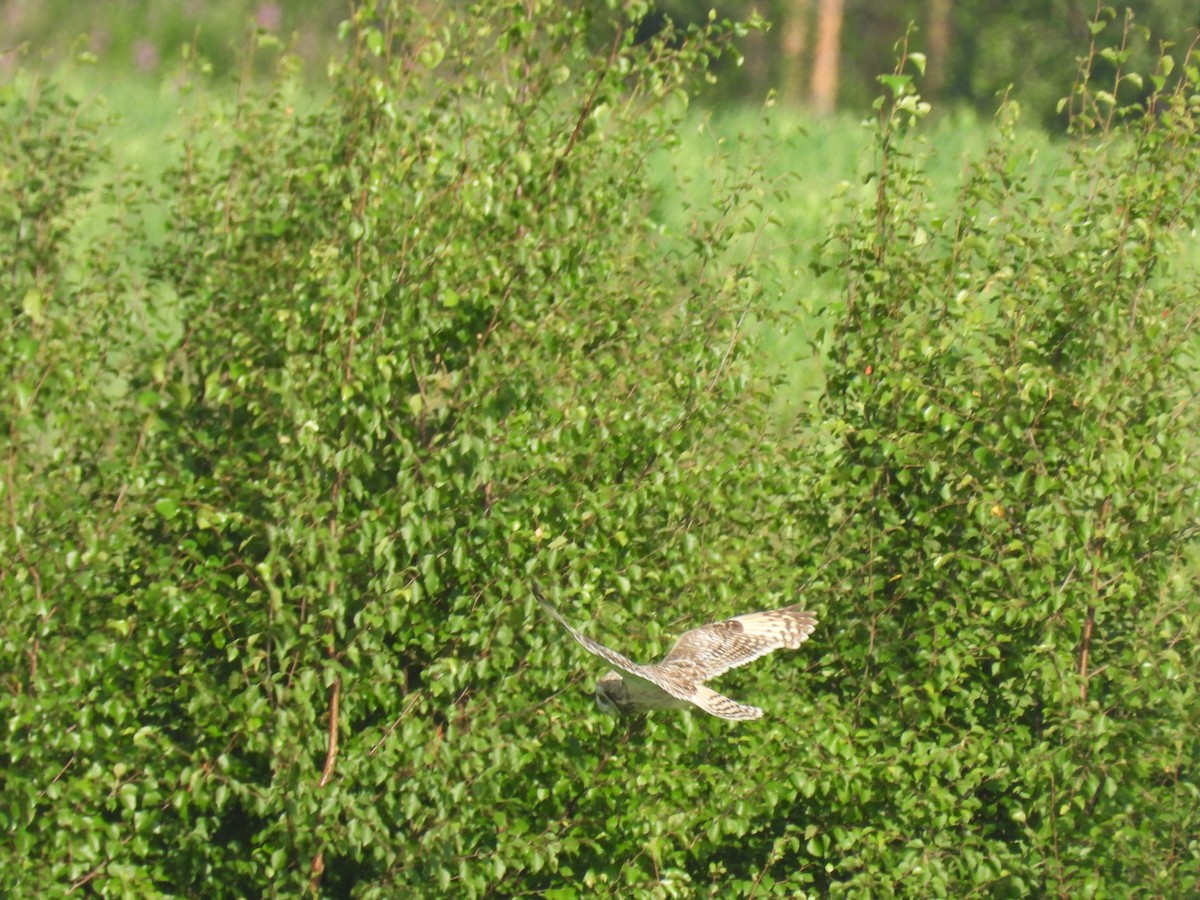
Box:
xmin=796 ymin=24 xmax=1200 ymax=895
xmin=2 ymin=3 xmax=1198 ymax=896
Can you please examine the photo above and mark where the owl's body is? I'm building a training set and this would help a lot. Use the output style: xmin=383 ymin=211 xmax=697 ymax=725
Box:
xmin=536 ymin=591 xmax=818 ymax=721
xmin=596 ymin=670 xmax=690 ymax=712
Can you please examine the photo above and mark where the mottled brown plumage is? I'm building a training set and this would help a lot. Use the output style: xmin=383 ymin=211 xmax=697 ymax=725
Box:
xmin=536 ymin=591 xmax=817 ymax=721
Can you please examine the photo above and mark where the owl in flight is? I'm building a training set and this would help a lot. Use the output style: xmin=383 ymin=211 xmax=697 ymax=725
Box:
xmin=534 ymin=588 xmax=818 ymax=721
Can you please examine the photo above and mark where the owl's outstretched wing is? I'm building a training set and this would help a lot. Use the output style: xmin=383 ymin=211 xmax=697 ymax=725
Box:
xmin=687 ymin=685 xmax=764 ymax=720
xmin=532 ymin=587 xmax=699 ymax=705
xmin=658 ymin=604 xmax=817 ymax=684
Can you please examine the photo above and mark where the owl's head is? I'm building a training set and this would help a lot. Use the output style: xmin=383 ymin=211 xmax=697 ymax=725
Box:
xmin=594 ymin=671 xmax=626 ymax=716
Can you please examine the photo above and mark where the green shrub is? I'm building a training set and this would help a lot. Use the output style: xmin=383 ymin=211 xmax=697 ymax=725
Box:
xmin=797 ymin=22 xmax=1200 ymax=896
xmin=1 ymin=72 xmax=171 ymax=894
xmin=2 ymin=4 xmax=1198 ymax=897
xmin=3 ymin=2 xmax=802 ymax=895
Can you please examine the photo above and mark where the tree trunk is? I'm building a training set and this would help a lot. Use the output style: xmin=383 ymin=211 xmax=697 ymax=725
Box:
xmin=810 ymin=0 xmax=845 ymax=114
xmin=742 ymin=21 xmax=771 ymax=98
xmin=779 ymin=0 xmax=812 ymax=106
xmin=926 ymin=0 xmax=954 ymax=99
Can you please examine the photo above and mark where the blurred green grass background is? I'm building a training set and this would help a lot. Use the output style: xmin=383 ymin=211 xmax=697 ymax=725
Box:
xmin=38 ymin=59 xmax=1064 ymax=433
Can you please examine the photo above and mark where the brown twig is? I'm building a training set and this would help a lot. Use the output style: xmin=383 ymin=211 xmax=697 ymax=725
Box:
xmin=1078 ymin=605 xmax=1095 ymax=702
xmin=551 ymin=26 xmax=624 ymax=179
xmin=308 ymin=673 xmax=341 ymax=894
xmin=319 ymin=675 xmax=342 ymax=788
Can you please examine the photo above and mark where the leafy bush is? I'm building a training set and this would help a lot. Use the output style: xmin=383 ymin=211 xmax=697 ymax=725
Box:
xmin=3 ymin=2 xmax=800 ymax=895
xmin=2 ymin=3 xmax=1198 ymax=897
xmin=797 ymin=21 xmax=1200 ymax=896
